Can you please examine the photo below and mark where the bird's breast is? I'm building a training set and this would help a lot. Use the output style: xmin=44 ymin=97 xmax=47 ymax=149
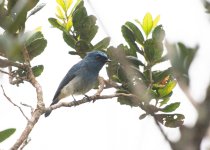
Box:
xmin=60 ymin=72 xmax=97 ymax=98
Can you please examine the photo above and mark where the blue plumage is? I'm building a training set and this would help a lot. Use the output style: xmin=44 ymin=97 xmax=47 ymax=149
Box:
xmin=45 ymin=51 xmax=109 ymax=117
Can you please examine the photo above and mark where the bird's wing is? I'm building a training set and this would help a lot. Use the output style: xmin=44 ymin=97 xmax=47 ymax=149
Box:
xmin=50 ymin=60 xmax=85 ymax=105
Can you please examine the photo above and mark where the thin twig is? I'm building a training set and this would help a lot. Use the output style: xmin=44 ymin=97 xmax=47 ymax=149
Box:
xmin=0 ymin=58 xmax=25 ymax=69
xmin=1 ymin=85 xmax=30 ymax=121
xmin=21 ymin=102 xmax=34 ymax=115
xmin=0 ymin=69 xmax=10 ymax=75
xmin=94 ymin=76 xmax=106 ymax=96
xmin=104 ymin=79 xmax=121 ymax=89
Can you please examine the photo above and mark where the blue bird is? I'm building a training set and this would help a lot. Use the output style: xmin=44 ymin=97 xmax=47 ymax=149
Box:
xmin=45 ymin=51 xmax=110 ymax=117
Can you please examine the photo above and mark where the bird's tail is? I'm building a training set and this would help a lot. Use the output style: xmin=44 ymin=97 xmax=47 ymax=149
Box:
xmin=44 ymin=109 xmax=52 ymax=117
xmin=44 ymin=98 xmax=59 ymax=117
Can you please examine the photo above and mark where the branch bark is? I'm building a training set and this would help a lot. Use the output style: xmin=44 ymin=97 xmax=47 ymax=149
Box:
xmin=0 ymin=58 xmax=24 ymax=69
xmin=10 ymin=47 xmax=45 ymax=150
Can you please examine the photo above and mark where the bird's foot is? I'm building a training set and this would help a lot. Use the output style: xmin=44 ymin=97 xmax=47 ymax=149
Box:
xmin=72 ymin=95 xmax=79 ymax=106
xmin=84 ymin=94 xmax=91 ymax=101
xmin=73 ymin=99 xmax=80 ymax=106
xmin=84 ymin=95 xmax=96 ymax=103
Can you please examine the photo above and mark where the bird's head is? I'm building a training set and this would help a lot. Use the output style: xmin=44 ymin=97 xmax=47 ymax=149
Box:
xmin=84 ymin=51 xmax=110 ymax=70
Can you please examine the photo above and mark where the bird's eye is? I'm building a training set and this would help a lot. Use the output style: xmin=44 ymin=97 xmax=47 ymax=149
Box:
xmin=95 ymin=55 xmax=101 ymax=60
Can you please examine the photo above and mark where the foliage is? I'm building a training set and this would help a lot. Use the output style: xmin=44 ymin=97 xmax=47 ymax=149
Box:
xmin=0 ymin=0 xmax=47 ymax=84
xmin=48 ymin=0 xmax=110 ymax=58
xmin=0 ymin=0 xmax=207 ymax=149
xmin=48 ymin=1 xmax=185 ymax=128
xmin=106 ymin=13 xmax=184 ymax=128
xmin=50 ymin=2 xmax=186 ymax=127
xmin=166 ymin=42 xmax=198 ymax=85
xmin=0 ymin=128 xmax=16 ymax=143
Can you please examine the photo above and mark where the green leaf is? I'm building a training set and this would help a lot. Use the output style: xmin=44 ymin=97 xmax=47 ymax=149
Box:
xmin=0 ymin=128 xmax=16 ymax=143
xmin=63 ymin=31 xmax=76 ymax=48
xmin=72 ymin=6 xmax=87 ymax=32
xmin=152 ymin=25 xmax=165 ymax=42
xmin=117 ymin=95 xmax=139 ymax=107
xmin=79 ymin=15 xmax=97 ymax=42
xmin=4 ymin=38 xmax=23 ymax=62
xmin=155 ymin=54 xmax=168 ymax=64
xmin=121 ymin=25 xmax=135 ymax=43
xmin=26 ymin=32 xmax=47 ymax=60
xmin=152 ymin=68 xmax=171 ymax=83
xmin=141 ymin=13 xmax=153 ymax=37
xmin=75 ymin=39 xmax=92 ymax=54
xmin=69 ymin=51 xmax=78 ymax=55
xmin=155 ymin=114 xmax=185 ymax=128
xmin=125 ymin=21 xmax=144 ymax=45
xmin=27 ymin=38 xmax=47 ymax=60
xmin=121 ymin=25 xmax=138 ymax=56
xmin=139 ymin=113 xmax=147 ymax=120
xmin=144 ymin=39 xmax=163 ymax=63
xmin=93 ymin=37 xmax=110 ymax=50
xmin=48 ymin=18 xmax=65 ymax=31
xmin=27 ymin=3 xmax=46 ymax=19
xmin=158 ymin=80 xmax=177 ymax=97
xmin=165 ymin=42 xmax=198 ymax=85
xmin=159 ymin=97 xmax=170 ymax=107
xmin=161 ymin=102 xmax=180 ymax=112
xmin=25 ymin=31 xmax=43 ymax=45
xmin=32 ymin=65 xmax=44 ymax=77
xmin=126 ymin=56 xmax=145 ymax=66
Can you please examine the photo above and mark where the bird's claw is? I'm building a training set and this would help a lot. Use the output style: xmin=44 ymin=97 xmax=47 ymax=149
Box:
xmin=84 ymin=95 xmax=96 ymax=103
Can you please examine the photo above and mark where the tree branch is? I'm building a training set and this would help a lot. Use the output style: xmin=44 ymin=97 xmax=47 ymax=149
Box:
xmin=0 ymin=58 xmax=24 ymax=69
xmin=46 ymin=93 xmax=137 ymax=113
xmin=10 ymin=47 xmax=45 ymax=150
xmin=94 ymin=76 xmax=106 ymax=96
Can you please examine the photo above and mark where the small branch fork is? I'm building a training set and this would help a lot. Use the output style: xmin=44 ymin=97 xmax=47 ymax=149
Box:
xmin=9 ymin=47 xmax=45 ymax=150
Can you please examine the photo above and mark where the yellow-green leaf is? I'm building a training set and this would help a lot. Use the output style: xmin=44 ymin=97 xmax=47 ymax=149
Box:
xmin=162 ymin=102 xmax=180 ymax=112
xmin=142 ymin=12 xmax=153 ymax=37
xmin=66 ymin=16 xmax=73 ymax=31
xmin=34 ymin=26 xmax=42 ymax=32
xmin=153 ymin=15 xmax=160 ymax=28
xmin=158 ymin=80 xmax=177 ymax=97
xmin=65 ymin=0 xmax=73 ymax=10
xmin=56 ymin=6 xmax=65 ymax=19
xmin=56 ymin=0 xmax=66 ymax=11
xmin=70 ymin=0 xmax=82 ymax=16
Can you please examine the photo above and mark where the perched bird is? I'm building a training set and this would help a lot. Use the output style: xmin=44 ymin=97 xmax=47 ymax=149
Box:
xmin=45 ymin=51 xmax=110 ymax=117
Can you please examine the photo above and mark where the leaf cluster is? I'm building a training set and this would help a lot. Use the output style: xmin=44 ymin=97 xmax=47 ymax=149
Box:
xmin=49 ymin=0 xmax=110 ymax=58
xmin=106 ymin=13 xmax=184 ymax=128
xmin=0 ymin=0 xmax=47 ymax=84
xmin=166 ymin=42 xmax=198 ymax=85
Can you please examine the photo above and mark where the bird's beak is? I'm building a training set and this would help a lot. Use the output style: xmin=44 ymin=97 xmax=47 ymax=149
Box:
xmin=106 ymin=59 xmax=111 ymax=63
